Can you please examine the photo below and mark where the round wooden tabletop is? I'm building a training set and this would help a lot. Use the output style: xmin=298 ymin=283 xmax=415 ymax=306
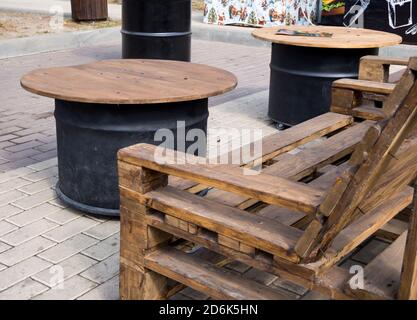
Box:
xmin=21 ymin=59 xmax=238 ymax=104
xmin=252 ymin=26 xmax=402 ymax=49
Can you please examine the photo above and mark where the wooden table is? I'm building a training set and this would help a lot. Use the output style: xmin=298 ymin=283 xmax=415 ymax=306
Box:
xmin=21 ymin=59 xmax=237 ymax=216
xmin=252 ymin=26 xmax=402 ymax=127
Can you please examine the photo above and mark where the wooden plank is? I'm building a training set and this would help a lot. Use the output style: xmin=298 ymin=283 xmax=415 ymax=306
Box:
xmin=253 ymin=112 xmax=353 ymax=165
xmin=382 ymin=69 xmax=415 ymax=118
xmin=119 ymin=163 xmax=172 ymax=300
xmin=119 ymin=145 xmax=325 ymax=214
xmin=145 ymin=214 xmax=353 ymax=300
xmin=121 ymin=185 xmax=303 ymax=262
xmin=399 ymin=186 xmax=417 ymax=300
xmin=331 ymin=87 xmax=362 ymax=112
xmin=205 ymin=119 xmax=369 ymax=210
xmin=145 ymin=247 xmax=291 ymax=300
xmin=307 ymin=80 xmax=417 ymax=259
xmin=333 ymin=79 xmax=396 ymax=95
xmin=264 ymin=121 xmax=373 ymax=181
xmin=218 ymin=112 xmax=353 ymax=167
xmin=360 ymin=137 xmax=417 ymax=212
xmin=312 ymin=187 xmax=413 ymax=272
xmin=346 ymin=232 xmax=407 ymax=300
xmin=173 ymin=112 xmax=353 ymax=201
xmin=360 ymin=56 xmax=409 ymax=67
xmin=350 ymin=106 xmax=386 ymax=121
xmin=256 ymin=206 xmax=306 ymax=227
xmin=358 ymin=56 xmax=408 ymax=83
xmin=376 ymin=219 xmax=408 ymax=241
xmin=254 ymin=165 xmax=345 ymax=228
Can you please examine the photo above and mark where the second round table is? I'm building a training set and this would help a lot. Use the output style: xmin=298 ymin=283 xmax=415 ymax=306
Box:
xmin=252 ymin=26 xmax=402 ymax=127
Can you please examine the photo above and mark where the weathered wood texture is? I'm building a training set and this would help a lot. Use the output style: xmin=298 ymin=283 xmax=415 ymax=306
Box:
xmin=252 ymin=26 xmax=402 ymax=49
xmin=359 ymin=56 xmax=408 ymax=82
xmin=331 ymin=56 xmax=410 ymax=121
xmin=119 ymin=56 xmax=417 ymax=300
xmin=21 ymin=60 xmax=238 ymax=104
xmin=71 ymin=0 xmax=108 ymax=21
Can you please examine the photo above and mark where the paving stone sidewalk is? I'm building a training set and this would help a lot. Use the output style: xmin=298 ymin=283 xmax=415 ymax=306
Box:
xmin=0 ymin=39 xmax=392 ymax=300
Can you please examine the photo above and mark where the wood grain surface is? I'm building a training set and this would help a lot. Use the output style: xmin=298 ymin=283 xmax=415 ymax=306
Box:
xmin=252 ymin=26 xmax=402 ymax=49
xmin=21 ymin=59 xmax=238 ymax=104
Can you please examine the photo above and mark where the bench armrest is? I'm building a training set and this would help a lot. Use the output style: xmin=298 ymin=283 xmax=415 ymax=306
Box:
xmin=359 ymin=55 xmax=408 ymax=83
xmin=118 ymin=143 xmax=325 ymax=214
xmin=330 ymin=79 xmax=395 ymax=121
xmin=333 ymin=79 xmax=395 ymax=95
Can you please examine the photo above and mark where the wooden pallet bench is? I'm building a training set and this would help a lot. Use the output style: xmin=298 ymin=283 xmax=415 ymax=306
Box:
xmin=118 ymin=56 xmax=417 ymax=300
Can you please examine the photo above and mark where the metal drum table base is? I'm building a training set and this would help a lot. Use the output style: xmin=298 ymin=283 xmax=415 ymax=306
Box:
xmin=121 ymin=0 xmax=191 ymax=61
xmin=54 ymin=99 xmax=208 ymax=217
xmin=268 ymin=44 xmax=379 ymax=126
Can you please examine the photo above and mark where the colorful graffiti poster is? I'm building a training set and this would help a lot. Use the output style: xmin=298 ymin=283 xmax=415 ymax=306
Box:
xmin=203 ymin=0 xmax=319 ymax=27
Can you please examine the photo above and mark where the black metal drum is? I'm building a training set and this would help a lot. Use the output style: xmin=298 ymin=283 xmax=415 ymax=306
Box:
xmin=54 ymin=99 xmax=208 ymax=217
xmin=121 ymin=0 xmax=192 ymax=61
xmin=268 ymin=44 xmax=379 ymax=126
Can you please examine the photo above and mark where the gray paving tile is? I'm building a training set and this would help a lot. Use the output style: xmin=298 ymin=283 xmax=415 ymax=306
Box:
xmin=32 ymin=254 xmax=97 ymax=287
xmin=0 ymin=190 xmax=27 ymax=207
xmin=78 ymin=276 xmax=119 ymax=300
xmin=0 ymin=278 xmax=48 ymax=300
xmin=0 ymin=220 xmax=18 ymax=237
xmin=83 ymin=220 xmax=120 ymax=240
xmin=6 ymin=202 xmax=62 ymax=227
xmin=43 ymin=216 xmax=100 ymax=243
xmin=0 ymin=256 xmax=51 ymax=291
xmin=0 ymin=236 xmax=56 ymax=266
xmin=0 ymin=219 xmax=58 ymax=246
xmin=81 ymin=233 xmax=119 ymax=261
xmin=38 ymin=234 xmax=99 ymax=264
xmin=0 ymin=204 xmax=23 ymax=221
xmin=12 ymin=188 xmax=57 ymax=210
xmin=80 ymin=253 xmax=119 ymax=284
xmin=18 ymin=177 xmax=57 ymax=195
xmin=32 ymin=275 xmax=97 ymax=300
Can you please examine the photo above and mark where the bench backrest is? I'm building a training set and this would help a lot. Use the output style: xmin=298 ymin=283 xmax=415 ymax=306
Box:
xmin=297 ymin=57 xmax=417 ymax=261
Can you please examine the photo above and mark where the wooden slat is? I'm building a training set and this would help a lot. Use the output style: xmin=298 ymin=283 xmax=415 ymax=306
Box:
xmin=145 ymin=214 xmax=352 ymax=299
xmin=165 ymin=112 xmax=353 ymax=199
xmin=311 ymin=187 xmax=413 ymax=272
xmin=360 ymin=56 xmax=409 ymax=66
xmin=248 ymin=112 xmax=353 ymax=165
xmin=264 ymin=121 xmax=373 ymax=180
xmin=346 ymin=232 xmax=407 ymax=300
xmin=121 ymin=185 xmax=303 ymax=262
xmin=145 ymin=247 xmax=291 ymax=300
xmin=119 ymin=145 xmax=325 ymax=214
xmin=211 ymin=112 xmax=352 ymax=167
xmin=205 ymin=122 xmax=371 ymax=209
xmin=359 ymin=137 xmax=417 ymax=212
xmin=376 ymin=219 xmax=408 ymax=241
xmin=256 ymin=165 xmax=346 ymax=227
xmin=306 ymin=79 xmax=417 ymax=258
xmin=382 ymin=69 xmax=415 ymax=118
xmin=359 ymin=56 xmax=408 ymax=83
xmin=333 ymin=79 xmax=396 ymax=95
xmin=350 ymin=106 xmax=386 ymax=121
